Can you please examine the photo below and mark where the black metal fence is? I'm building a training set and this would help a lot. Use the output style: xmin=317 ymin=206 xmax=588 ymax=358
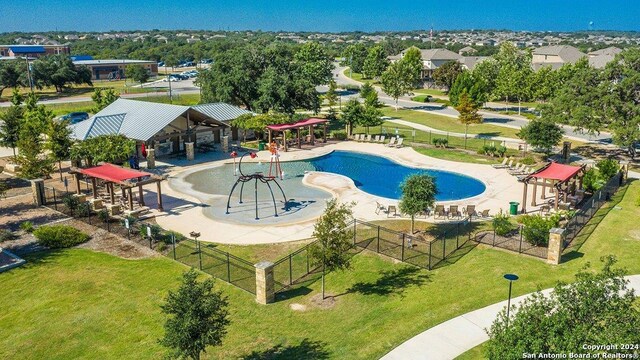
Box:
xmin=562 ymin=172 xmax=623 ymax=251
xmin=42 ymin=186 xmax=257 ymax=294
xmin=473 ymin=227 xmax=548 ymax=259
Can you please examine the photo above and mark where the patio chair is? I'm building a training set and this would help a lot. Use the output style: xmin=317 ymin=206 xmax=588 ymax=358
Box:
xmin=540 ymin=204 xmax=551 ymax=216
xmin=387 ymin=205 xmax=397 ymax=217
xmin=509 ymin=165 xmax=527 ymax=175
xmin=378 ymin=135 xmax=386 ymax=143
xmin=492 ymin=157 xmax=510 ymax=169
xmin=373 ymin=135 xmax=380 ymax=142
xmin=508 ymin=163 xmax=524 ymax=174
xmin=434 ymin=204 xmax=447 ymax=219
xmin=448 ymin=205 xmax=461 ymax=219
xmin=464 ymin=205 xmax=477 ymax=219
xmin=375 ymin=201 xmax=386 ymax=215
xmin=366 ymin=134 xmax=373 ymax=142
xmin=480 ymin=209 xmax=490 ymax=218
xmin=386 ymin=137 xmax=397 ymax=147
xmin=394 ymin=137 xmax=404 ymax=148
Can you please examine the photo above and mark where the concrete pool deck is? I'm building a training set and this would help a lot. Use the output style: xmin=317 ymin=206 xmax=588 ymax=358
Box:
xmin=150 ymin=142 xmax=537 ymax=245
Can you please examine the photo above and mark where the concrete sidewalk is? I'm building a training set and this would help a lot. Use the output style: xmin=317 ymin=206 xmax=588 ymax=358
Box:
xmin=381 ymin=274 xmax=640 ymax=360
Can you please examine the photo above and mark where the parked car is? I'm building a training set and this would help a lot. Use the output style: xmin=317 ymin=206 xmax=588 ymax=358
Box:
xmin=61 ymin=112 xmax=89 ymax=124
xmin=157 ymin=61 xmax=165 ymax=67
xmin=200 ymin=59 xmax=213 ymax=64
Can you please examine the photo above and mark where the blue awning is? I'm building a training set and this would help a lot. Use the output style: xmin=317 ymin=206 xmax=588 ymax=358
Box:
xmin=70 ymin=55 xmax=93 ymax=61
xmin=10 ymin=46 xmax=45 ymax=54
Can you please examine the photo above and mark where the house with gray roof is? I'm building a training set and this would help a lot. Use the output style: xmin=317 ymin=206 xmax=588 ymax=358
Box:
xmin=588 ymin=47 xmax=622 ymax=69
xmin=70 ymin=99 xmax=250 ymax=158
xmin=532 ymin=45 xmax=586 ymax=70
xmin=390 ymin=47 xmax=463 ymax=80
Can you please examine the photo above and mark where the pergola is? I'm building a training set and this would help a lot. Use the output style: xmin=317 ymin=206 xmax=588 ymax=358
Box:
xmin=266 ymin=118 xmax=329 ymax=152
xmin=521 ymin=162 xmax=586 ymax=213
xmin=71 ymin=163 xmax=166 ymax=212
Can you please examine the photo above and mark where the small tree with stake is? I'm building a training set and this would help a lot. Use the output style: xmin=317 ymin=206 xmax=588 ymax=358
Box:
xmin=399 ymin=174 xmax=437 ymax=233
xmin=47 ymin=118 xmax=73 ymax=181
xmin=309 ymin=199 xmax=354 ymax=300
xmin=455 ymin=92 xmax=483 ymax=149
xmin=159 ymin=269 xmax=230 ymax=360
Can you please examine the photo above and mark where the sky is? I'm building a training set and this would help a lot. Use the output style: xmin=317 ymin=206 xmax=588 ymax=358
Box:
xmin=1 ymin=0 xmax=638 ymax=33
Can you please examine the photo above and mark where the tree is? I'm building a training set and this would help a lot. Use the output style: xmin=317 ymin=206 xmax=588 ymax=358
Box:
xmin=91 ymin=88 xmax=119 ymax=112
xmin=529 ymin=65 xmax=557 ymax=103
xmin=381 ymin=61 xmax=412 ymax=110
xmin=0 ymin=90 xmax=24 ymax=158
xmin=125 ymin=64 xmax=150 ymax=85
xmin=230 ymin=113 xmax=292 ymax=141
xmin=294 ymin=41 xmax=333 ymax=86
xmin=30 ymin=55 xmax=92 ymax=92
xmin=455 ymin=93 xmax=484 ymax=148
xmin=399 ymin=174 xmax=437 ymax=233
xmin=486 ymin=256 xmax=640 ymax=359
xmin=0 ymin=60 xmax=26 ymax=97
xmin=0 ymin=179 xmax=8 ymax=199
xmin=309 ymin=199 xmax=354 ymax=299
xmin=70 ymin=134 xmax=136 ymax=165
xmin=362 ymin=45 xmax=389 ymax=79
xmin=472 ymin=58 xmax=499 ymax=98
xmin=400 ymin=47 xmax=423 ymax=88
xmin=449 ymin=71 xmax=488 ymax=107
xmin=360 ymin=82 xmax=381 ymax=108
xmin=160 ymin=269 xmax=230 ymax=360
xmin=360 ymin=104 xmax=384 ymax=134
xmin=517 ymin=117 xmax=564 ymax=153
xmin=17 ymin=94 xmax=54 ymax=179
xmin=341 ymin=44 xmax=368 ymax=74
xmin=47 ymin=118 xmax=73 ymax=181
xmin=325 ymin=79 xmax=339 ymax=121
xmin=492 ymin=43 xmax=533 ymax=113
xmin=341 ymin=99 xmax=364 ymax=136
xmin=432 ymin=60 xmax=463 ymax=92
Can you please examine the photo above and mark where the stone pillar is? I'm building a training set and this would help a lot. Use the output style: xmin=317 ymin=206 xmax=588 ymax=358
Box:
xmin=106 ymin=203 xmax=121 ymax=216
xmin=255 ymin=261 xmax=275 ymax=305
xmin=146 ymin=148 xmax=156 ymax=169
xmin=89 ymin=198 xmax=104 ymax=211
xmin=30 ymin=179 xmax=45 ymax=206
xmin=547 ymin=228 xmax=565 ymax=265
xmin=621 ymin=161 xmax=629 ymax=183
xmin=185 ymin=142 xmax=195 ymax=161
xmin=222 ymin=136 xmax=229 ymax=152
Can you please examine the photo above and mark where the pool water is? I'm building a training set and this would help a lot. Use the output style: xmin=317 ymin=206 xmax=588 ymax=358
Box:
xmin=307 ymin=151 xmax=485 ymax=200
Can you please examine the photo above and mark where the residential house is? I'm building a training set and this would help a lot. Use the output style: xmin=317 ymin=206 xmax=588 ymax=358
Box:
xmin=532 ymin=45 xmax=586 ymax=70
xmin=587 ymin=46 xmax=622 ymax=69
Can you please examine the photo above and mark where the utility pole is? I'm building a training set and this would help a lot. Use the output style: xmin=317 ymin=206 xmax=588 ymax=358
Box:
xmin=25 ymin=57 xmax=34 ymax=92
xmin=168 ymin=75 xmax=173 ymax=104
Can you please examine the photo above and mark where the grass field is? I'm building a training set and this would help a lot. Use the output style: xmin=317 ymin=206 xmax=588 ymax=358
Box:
xmin=2 ymin=180 xmax=639 ymax=359
xmin=38 ymin=93 xmax=202 ymax=116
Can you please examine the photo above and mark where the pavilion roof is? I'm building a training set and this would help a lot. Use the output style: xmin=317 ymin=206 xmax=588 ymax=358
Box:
xmin=266 ymin=118 xmax=328 ymax=132
xmin=78 ymin=163 xmax=152 ymax=184
xmin=525 ymin=162 xmax=583 ymax=183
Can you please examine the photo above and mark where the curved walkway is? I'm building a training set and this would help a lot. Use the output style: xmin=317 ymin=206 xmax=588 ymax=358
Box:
xmin=381 ymin=274 xmax=640 ymax=360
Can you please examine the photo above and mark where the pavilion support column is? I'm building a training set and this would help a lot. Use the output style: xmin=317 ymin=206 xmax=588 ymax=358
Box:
xmin=550 ymin=180 xmax=555 ymax=194
xmin=541 ymin=178 xmax=546 ymax=200
xmin=563 ymin=185 xmax=568 ymax=203
xmin=323 ymin=124 xmax=327 ymax=143
xmin=298 ymin=128 xmax=302 ymax=149
xmin=91 ymin=177 xmax=98 ymax=199
xmin=138 ymin=185 xmax=145 ymax=207
xmin=185 ymin=142 xmax=195 ymax=161
xmin=128 ymin=187 xmax=134 ymax=211
xmin=554 ymin=187 xmax=559 ymax=211
xmin=74 ymin=173 xmax=82 ymax=194
xmin=109 ymin=183 xmax=115 ymax=204
xmin=531 ymin=181 xmax=537 ymax=207
xmin=157 ymin=181 xmax=164 ymax=211
xmin=283 ymin=131 xmax=288 ymax=152
xmin=309 ymin=125 xmax=314 ymax=145
xmin=521 ymin=182 xmax=528 ymax=214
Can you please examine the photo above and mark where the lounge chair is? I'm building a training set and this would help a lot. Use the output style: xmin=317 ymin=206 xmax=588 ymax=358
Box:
xmin=375 ymin=201 xmax=386 ymax=215
xmin=378 ymin=135 xmax=386 ymax=143
xmin=508 ymin=163 xmax=524 ymax=174
xmin=373 ymin=135 xmax=380 ymax=142
xmin=366 ymin=134 xmax=372 ymax=142
xmin=448 ymin=205 xmax=461 ymax=219
xmin=492 ymin=157 xmax=510 ymax=169
xmin=480 ymin=209 xmax=490 ymax=218
xmin=387 ymin=205 xmax=397 ymax=217
xmin=434 ymin=204 xmax=447 ymax=219
xmin=394 ymin=137 xmax=404 ymax=148
xmin=386 ymin=137 xmax=397 ymax=147
xmin=352 ymin=134 xmax=360 ymax=141
xmin=464 ymin=205 xmax=477 ymax=219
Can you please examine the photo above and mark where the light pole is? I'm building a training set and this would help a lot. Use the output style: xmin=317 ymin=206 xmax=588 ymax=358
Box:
xmin=25 ymin=57 xmax=34 ymax=92
xmin=503 ymin=273 xmax=519 ymax=327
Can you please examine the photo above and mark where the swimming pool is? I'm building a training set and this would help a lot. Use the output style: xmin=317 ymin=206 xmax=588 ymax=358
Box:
xmin=184 ymin=150 xmax=485 ymax=202
xmin=307 ymin=151 xmax=485 ymax=200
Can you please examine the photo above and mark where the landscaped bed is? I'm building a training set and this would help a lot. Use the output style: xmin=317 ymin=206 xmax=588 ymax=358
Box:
xmin=1 ymin=181 xmax=639 ymax=359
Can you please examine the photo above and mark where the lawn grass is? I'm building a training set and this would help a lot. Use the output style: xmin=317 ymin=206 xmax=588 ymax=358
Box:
xmin=2 ymin=182 xmax=639 ymax=359
xmin=381 ymin=107 xmax=523 ymax=139
xmin=342 ymin=68 xmax=378 ymax=84
xmin=412 ymin=88 xmax=447 ymax=97
xmin=40 ymin=93 xmax=202 ymax=116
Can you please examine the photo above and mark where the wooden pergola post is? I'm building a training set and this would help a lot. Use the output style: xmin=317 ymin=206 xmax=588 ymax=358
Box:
xmin=91 ymin=177 xmax=98 ymax=199
xmin=541 ymin=178 xmax=546 ymax=200
xmin=531 ymin=180 xmax=537 ymax=207
xmin=521 ymin=182 xmax=528 ymax=214
xmin=554 ymin=185 xmax=559 ymax=210
xmin=109 ymin=183 xmax=115 ymax=204
xmin=74 ymin=173 xmax=81 ymax=194
xmin=283 ymin=131 xmax=288 ymax=152
xmin=297 ymin=128 xmax=302 ymax=149
xmin=309 ymin=125 xmax=315 ymax=145
xmin=157 ymin=181 xmax=163 ymax=211
xmin=127 ymin=187 xmax=134 ymax=211
xmin=323 ymin=123 xmax=327 ymax=143
xmin=138 ymin=184 xmax=145 ymax=206
xmin=268 ymin=129 xmax=272 ymax=144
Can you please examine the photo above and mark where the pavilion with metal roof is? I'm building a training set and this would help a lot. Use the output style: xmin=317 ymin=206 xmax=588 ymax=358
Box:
xmin=520 ymin=162 xmax=586 ymax=213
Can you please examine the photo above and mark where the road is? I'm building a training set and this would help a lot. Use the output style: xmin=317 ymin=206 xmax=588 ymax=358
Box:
xmin=329 ymin=64 xmax=611 ymax=144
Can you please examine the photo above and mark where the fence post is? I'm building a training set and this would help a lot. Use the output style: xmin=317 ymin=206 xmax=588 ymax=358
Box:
xmin=493 ymin=230 xmax=496 ymax=246
xmin=377 ymin=226 xmax=380 ymax=253
xmin=227 ymin=252 xmax=231 ymax=283
xmin=254 ymin=261 xmax=275 ymax=304
xmin=353 ymin=220 xmax=357 ymax=245
xmin=547 ymin=228 xmax=564 ymax=265
xmin=86 ymin=202 xmax=91 ymax=225
xmin=428 ymin=241 xmax=432 ymax=270
xmin=172 ymin=234 xmax=177 ymax=260
xmin=289 ymin=254 xmax=293 ymax=285
xmin=519 ymin=226 xmax=523 ymax=253
xmin=306 ymin=249 xmax=310 ymax=274
xmin=401 ymin=234 xmax=405 ymax=261
xmin=53 ymin=188 xmax=58 ymax=210
xmin=198 ymin=240 xmax=203 ymax=270
xmin=442 ymin=235 xmax=446 ymax=260
xmin=455 ymin=223 xmax=459 ymax=248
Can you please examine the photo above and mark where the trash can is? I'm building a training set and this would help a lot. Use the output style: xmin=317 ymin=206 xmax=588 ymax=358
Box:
xmin=509 ymin=201 xmax=519 ymax=215
xmin=258 ymin=142 xmax=266 ymax=151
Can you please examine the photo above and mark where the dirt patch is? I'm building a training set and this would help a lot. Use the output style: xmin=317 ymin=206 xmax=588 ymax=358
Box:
xmin=627 ymin=229 xmax=640 ymax=241
xmin=308 ymin=293 xmax=336 ymax=309
xmin=289 ymin=303 xmax=307 ymax=312
xmin=0 ymin=194 xmax=69 ymax=231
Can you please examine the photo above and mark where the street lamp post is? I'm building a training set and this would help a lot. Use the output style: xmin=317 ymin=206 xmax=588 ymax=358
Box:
xmin=503 ymin=273 xmax=519 ymax=327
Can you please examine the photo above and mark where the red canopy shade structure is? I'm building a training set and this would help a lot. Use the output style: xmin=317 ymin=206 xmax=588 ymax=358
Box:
xmin=524 ymin=162 xmax=582 ymax=182
xmin=266 ymin=118 xmax=330 ymax=151
xmin=78 ymin=163 xmax=151 ymax=184
xmin=520 ymin=162 xmax=586 ymax=213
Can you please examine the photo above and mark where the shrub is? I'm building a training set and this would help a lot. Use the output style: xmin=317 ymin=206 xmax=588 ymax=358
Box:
xmin=492 ymin=210 xmax=514 ymax=236
xmin=478 ymin=144 xmax=498 ymax=157
xmin=163 ymin=230 xmax=187 ymax=244
xmin=75 ymin=201 xmax=91 ymax=217
xmin=139 ymin=223 xmax=163 ymax=240
xmin=97 ymin=209 xmax=109 ymax=223
xmin=596 ymin=159 xmax=619 ymax=181
xmin=583 ymin=168 xmax=605 ymax=193
xmin=62 ymin=194 xmax=80 ymax=213
xmin=20 ymin=221 xmax=35 ymax=233
xmin=496 ymin=146 xmax=507 ymax=157
xmin=432 ymin=138 xmax=448 ymax=148
xmin=520 ymin=155 xmax=536 ymax=165
xmin=520 ymin=214 xmax=559 ymax=246
xmin=33 ymin=225 xmax=90 ymax=248
xmin=121 ymin=215 xmax=137 ymax=229
xmin=0 ymin=229 xmax=17 ymax=241
xmin=331 ymin=130 xmax=348 ymax=140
